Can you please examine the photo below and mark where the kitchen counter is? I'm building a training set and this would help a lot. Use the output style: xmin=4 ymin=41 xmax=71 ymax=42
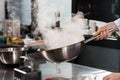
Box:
xmin=75 ymin=35 xmax=120 ymax=72
xmin=0 ymin=59 xmax=111 ymax=80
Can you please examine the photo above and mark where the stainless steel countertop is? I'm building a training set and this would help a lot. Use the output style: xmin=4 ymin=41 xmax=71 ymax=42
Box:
xmin=0 ymin=59 xmax=111 ymax=80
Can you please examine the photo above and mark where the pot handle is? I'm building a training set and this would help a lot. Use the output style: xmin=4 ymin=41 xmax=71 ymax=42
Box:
xmin=20 ymin=47 xmax=28 ymax=51
xmin=20 ymin=56 xmax=34 ymax=71
xmin=20 ymin=56 xmax=29 ymax=62
xmin=37 ymin=48 xmax=45 ymax=52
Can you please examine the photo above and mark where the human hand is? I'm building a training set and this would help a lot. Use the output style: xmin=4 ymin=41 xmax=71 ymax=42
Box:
xmin=93 ymin=22 xmax=118 ymax=40
xmin=103 ymin=73 xmax=120 ymax=80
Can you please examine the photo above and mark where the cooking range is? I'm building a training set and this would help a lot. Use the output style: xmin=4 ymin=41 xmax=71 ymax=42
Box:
xmin=0 ymin=56 xmax=111 ymax=80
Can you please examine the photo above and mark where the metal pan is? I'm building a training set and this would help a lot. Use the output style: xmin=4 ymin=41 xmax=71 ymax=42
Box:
xmin=39 ymin=41 xmax=82 ymax=63
xmin=39 ymin=28 xmax=117 ymax=63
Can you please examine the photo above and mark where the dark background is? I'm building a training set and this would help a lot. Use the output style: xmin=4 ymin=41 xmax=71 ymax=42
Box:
xmin=72 ymin=0 xmax=120 ymax=22
xmin=72 ymin=0 xmax=120 ymax=72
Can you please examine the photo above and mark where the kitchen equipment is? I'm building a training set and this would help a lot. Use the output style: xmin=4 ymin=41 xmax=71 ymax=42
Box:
xmin=39 ymin=41 xmax=82 ymax=63
xmin=0 ymin=46 xmax=27 ymax=64
xmin=14 ymin=66 xmax=41 ymax=80
xmin=39 ymin=28 xmax=117 ymax=63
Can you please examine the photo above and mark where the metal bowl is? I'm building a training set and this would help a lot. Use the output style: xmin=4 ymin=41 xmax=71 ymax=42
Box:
xmin=39 ymin=41 xmax=82 ymax=63
xmin=0 ymin=47 xmax=26 ymax=64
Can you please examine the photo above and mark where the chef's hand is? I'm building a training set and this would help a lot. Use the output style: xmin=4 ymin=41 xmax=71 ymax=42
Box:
xmin=103 ymin=73 xmax=120 ymax=80
xmin=93 ymin=22 xmax=118 ymax=40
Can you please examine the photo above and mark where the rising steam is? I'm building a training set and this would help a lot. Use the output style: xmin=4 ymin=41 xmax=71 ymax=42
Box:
xmin=34 ymin=0 xmax=88 ymax=50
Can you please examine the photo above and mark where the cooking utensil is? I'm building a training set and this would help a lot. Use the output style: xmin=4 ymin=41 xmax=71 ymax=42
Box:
xmin=39 ymin=28 xmax=117 ymax=63
xmin=0 ymin=46 xmax=27 ymax=64
xmin=84 ymin=27 xmax=118 ymax=43
xmin=39 ymin=41 xmax=82 ymax=63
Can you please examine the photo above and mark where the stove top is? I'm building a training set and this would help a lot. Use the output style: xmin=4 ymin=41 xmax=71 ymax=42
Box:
xmin=0 ymin=59 xmax=111 ymax=80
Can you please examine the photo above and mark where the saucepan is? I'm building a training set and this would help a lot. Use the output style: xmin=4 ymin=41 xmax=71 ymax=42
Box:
xmin=39 ymin=28 xmax=117 ymax=63
xmin=0 ymin=45 xmax=27 ymax=64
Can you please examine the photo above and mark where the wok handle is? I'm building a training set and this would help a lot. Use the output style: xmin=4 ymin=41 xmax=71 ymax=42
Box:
xmin=84 ymin=35 xmax=100 ymax=43
xmin=84 ymin=28 xmax=119 ymax=43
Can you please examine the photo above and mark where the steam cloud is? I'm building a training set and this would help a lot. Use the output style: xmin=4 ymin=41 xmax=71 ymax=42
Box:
xmin=34 ymin=0 xmax=88 ymax=50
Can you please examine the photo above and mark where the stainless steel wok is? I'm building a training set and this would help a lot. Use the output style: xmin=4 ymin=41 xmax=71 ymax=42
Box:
xmin=39 ymin=28 xmax=117 ymax=63
xmin=39 ymin=41 xmax=83 ymax=63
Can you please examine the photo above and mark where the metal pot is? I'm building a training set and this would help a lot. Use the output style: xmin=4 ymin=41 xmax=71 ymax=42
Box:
xmin=0 ymin=46 xmax=27 ymax=64
xmin=39 ymin=41 xmax=83 ymax=63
